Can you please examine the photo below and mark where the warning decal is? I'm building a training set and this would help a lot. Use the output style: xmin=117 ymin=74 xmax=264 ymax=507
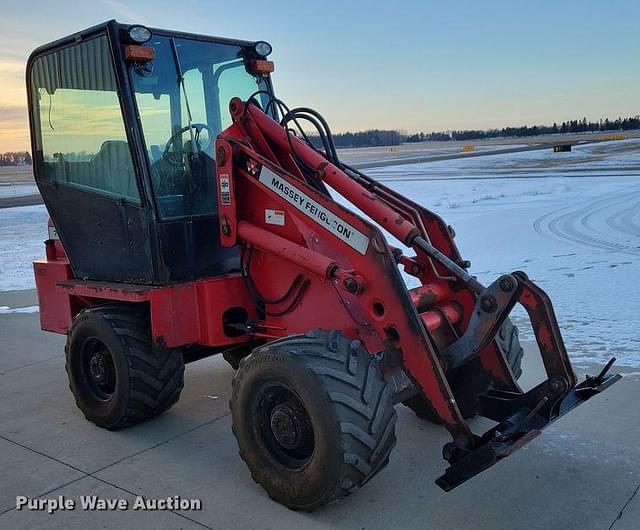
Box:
xmin=265 ymin=209 xmax=285 ymax=226
xmin=219 ymin=175 xmax=231 ymax=205
xmin=259 ymin=166 xmax=369 ymax=255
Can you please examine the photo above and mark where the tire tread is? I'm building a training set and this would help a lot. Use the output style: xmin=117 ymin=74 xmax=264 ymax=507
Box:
xmin=65 ymin=304 xmax=184 ymax=430
xmin=231 ymin=329 xmax=397 ymax=511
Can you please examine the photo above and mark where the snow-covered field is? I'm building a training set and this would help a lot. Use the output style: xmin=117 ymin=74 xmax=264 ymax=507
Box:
xmin=0 ymin=139 xmax=638 ymax=366
xmin=0 ymin=183 xmax=38 ymax=198
xmin=0 ymin=204 xmax=48 ymax=291
xmin=366 ymin=140 xmax=640 ymax=367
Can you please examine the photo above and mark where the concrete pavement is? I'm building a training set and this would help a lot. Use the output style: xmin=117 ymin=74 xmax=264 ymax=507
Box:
xmin=1 ymin=288 xmax=638 ymax=529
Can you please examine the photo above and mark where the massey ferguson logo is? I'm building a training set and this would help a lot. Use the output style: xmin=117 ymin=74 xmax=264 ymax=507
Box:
xmin=259 ymin=167 xmax=369 ymax=255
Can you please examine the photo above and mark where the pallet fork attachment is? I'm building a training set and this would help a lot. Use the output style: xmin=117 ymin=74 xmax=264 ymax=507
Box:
xmin=437 ymin=364 xmax=620 ymax=490
xmin=436 ymin=272 xmax=622 ymax=489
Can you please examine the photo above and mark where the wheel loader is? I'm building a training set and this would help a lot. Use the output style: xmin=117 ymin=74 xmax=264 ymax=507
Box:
xmin=27 ymin=20 xmax=620 ymax=511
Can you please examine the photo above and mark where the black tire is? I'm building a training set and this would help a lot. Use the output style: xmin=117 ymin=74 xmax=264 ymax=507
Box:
xmin=65 ymin=304 xmax=184 ymax=430
xmin=403 ymin=318 xmax=523 ymax=423
xmin=498 ymin=317 xmax=524 ymax=379
xmin=230 ymin=329 xmax=397 ymax=511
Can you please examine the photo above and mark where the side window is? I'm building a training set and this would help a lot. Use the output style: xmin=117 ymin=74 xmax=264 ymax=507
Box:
xmin=30 ymin=36 xmax=140 ymax=203
xmin=136 ymin=92 xmax=172 ymax=163
xmin=131 ymin=36 xmax=269 ymax=220
xmin=216 ymin=61 xmax=263 ymax=131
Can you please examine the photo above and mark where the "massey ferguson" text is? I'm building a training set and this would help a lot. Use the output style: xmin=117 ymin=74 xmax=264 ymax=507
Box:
xmin=259 ymin=167 xmax=369 ymax=254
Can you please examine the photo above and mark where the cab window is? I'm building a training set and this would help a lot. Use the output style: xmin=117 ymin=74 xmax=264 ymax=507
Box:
xmin=30 ymin=35 xmax=139 ymax=203
xmin=131 ymin=35 xmax=269 ymax=219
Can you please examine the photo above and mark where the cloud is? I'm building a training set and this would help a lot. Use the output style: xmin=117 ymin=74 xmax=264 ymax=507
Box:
xmin=99 ymin=0 xmax=149 ymax=24
xmin=0 ymin=105 xmax=27 ymax=123
xmin=0 ymin=59 xmax=24 ymax=74
xmin=0 ymin=105 xmax=29 ymax=151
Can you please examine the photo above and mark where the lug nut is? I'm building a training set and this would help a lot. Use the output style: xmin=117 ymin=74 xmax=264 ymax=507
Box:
xmin=548 ymin=377 xmax=567 ymax=396
xmin=480 ymin=295 xmax=498 ymax=313
xmin=221 ymin=217 xmax=231 ymax=236
xmin=343 ymin=278 xmax=359 ymax=294
xmin=499 ymin=277 xmax=514 ymax=292
xmin=216 ymin=146 xmax=226 ymax=165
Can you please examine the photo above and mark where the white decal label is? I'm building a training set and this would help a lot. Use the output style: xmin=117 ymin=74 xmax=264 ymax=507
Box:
xmin=48 ymin=225 xmax=59 ymax=240
xmin=259 ymin=167 xmax=369 ymax=255
xmin=265 ymin=209 xmax=285 ymax=226
xmin=219 ymin=175 xmax=231 ymax=205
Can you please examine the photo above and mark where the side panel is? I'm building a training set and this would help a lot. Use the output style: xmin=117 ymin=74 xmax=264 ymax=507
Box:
xmin=39 ymin=270 xmax=257 ymax=350
xmin=39 ymin=182 xmax=153 ymax=282
xmin=148 ymin=275 xmax=258 ymax=348
xmin=33 ymin=258 xmax=74 ymax=333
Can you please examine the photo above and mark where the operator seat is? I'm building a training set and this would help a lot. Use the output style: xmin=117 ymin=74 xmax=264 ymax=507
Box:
xmin=90 ymin=141 xmax=137 ymax=200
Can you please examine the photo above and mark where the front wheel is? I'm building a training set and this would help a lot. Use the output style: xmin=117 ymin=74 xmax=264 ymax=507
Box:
xmin=230 ymin=330 xmax=397 ymax=511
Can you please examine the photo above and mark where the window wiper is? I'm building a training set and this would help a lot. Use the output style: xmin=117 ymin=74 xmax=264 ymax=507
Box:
xmin=170 ymin=37 xmax=199 ymax=160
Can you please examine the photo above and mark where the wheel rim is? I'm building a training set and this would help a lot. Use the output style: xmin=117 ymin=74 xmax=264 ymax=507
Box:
xmin=256 ymin=384 xmax=314 ymax=469
xmin=81 ymin=338 xmax=116 ymax=400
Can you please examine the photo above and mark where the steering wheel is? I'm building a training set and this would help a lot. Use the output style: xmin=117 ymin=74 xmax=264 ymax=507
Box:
xmin=163 ymin=123 xmax=215 ymax=160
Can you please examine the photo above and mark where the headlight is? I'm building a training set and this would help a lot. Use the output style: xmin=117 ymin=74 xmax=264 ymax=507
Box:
xmin=128 ymin=25 xmax=152 ymax=44
xmin=254 ymin=41 xmax=272 ymax=57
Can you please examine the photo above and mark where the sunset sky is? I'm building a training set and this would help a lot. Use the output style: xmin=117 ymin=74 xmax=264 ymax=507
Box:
xmin=1 ymin=0 xmax=638 ymax=152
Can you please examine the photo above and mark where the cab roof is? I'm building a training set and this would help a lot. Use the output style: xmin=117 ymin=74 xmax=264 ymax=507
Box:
xmin=27 ymin=19 xmax=261 ymax=66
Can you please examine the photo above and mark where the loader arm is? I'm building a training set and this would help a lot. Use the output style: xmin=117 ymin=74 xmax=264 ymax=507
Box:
xmin=215 ymin=96 xmax=621 ymax=489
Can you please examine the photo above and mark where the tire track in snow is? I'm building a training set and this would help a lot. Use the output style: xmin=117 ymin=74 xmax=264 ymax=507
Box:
xmin=533 ymin=188 xmax=640 ymax=255
xmin=605 ymin=196 xmax=640 ymax=237
xmin=581 ymin=193 xmax=640 ymax=246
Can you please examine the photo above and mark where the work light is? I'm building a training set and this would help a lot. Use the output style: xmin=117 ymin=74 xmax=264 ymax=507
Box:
xmin=253 ymin=41 xmax=272 ymax=57
xmin=128 ymin=25 xmax=152 ymax=44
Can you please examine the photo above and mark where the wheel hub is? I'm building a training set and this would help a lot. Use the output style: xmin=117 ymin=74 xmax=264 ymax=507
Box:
xmin=82 ymin=339 xmax=116 ymax=399
xmin=89 ymin=352 xmax=109 ymax=384
xmin=257 ymin=384 xmax=315 ymax=468
xmin=270 ymin=404 xmax=304 ymax=450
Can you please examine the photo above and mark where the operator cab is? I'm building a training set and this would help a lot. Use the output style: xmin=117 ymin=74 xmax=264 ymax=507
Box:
xmin=27 ymin=20 xmax=274 ymax=284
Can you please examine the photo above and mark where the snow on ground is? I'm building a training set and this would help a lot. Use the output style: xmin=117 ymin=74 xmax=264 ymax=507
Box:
xmin=340 ymin=143 xmax=530 ymax=167
xmin=0 ymin=140 xmax=638 ymax=366
xmin=0 ymin=305 xmax=39 ymax=314
xmin=0 ymin=205 xmax=48 ymax=291
xmin=0 ymin=183 xmax=39 ymax=198
xmin=365 ymin=139 xmax=640 ymax=367
xmin=371 ymin=139 xmax=640 ymax=181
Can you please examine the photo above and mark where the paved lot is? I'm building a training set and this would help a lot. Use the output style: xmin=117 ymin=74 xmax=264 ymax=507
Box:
xmin=1 ymin=288 xmax=639 ymax=529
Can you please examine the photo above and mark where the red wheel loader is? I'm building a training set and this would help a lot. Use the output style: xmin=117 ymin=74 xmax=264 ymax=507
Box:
xmin=27 ymin=21 xmax=620 ymax=511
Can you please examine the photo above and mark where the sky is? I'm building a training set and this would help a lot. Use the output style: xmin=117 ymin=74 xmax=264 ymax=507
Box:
xmin=0 ymin=0 xmax=638 ymax=152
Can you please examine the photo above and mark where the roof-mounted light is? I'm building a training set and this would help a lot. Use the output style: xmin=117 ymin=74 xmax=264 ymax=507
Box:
xmin=253 ymin=41 xmax=272 ymax=57
xmin=128 ymin=25 xmax=152 ymax=44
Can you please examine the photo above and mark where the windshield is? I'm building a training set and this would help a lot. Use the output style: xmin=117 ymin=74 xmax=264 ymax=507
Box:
xmin=131 ymin=36 xmax=270 ymax=219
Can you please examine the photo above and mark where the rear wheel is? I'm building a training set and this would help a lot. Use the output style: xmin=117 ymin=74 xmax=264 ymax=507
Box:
xmin=230 ymin=330 xmax=397 ymax=511
xmin=65 ymin=304 xmax=184 ymax=430
xmin=403 ymin=318 xmax=523 ymax=423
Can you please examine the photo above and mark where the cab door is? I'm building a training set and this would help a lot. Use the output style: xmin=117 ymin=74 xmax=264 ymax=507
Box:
xmin=28 ymin=34 xmax=154 ymax=283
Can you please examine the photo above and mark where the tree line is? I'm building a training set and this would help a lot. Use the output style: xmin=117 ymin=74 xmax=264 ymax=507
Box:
xmin=309 ymin=130 xmax=404 ymax=149
xmin=0 ymin=151 xmax=32 ymax=166
xmin=405 ymin=116 xmax=640 ymax=143
xmin=309 ymin=115 xmax=639 ymax=147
